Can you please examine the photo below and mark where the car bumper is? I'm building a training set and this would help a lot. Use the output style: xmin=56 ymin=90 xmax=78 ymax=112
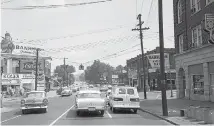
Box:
xmin=61 ymin=93 xmax=70 ymax=96
xmin=21 ymin=106 xmax=48 ymax=110
xmin=75 ymin=106 xmax=106 ymax=111
xmin=111 ymin=102 xmax=140 ymax=109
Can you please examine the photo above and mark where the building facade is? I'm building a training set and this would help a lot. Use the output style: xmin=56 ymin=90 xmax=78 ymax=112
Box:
xmin=173 ymin=0 xmax=214 ymax=102
xmin=1 ymin=33 xmax=51 ymax=94
xmin=127 ymin=47 xmax=176 ymax=91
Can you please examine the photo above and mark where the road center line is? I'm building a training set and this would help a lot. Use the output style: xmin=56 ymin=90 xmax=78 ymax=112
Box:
xmin=106 ymin=110 xmax=112 ymax=118
xmin=49 ymin=105 xmax=74 ymax=126
xmin=156 ymin=94 xmax=161 ymax=99
xmin=1 ymin=115 xmax=22 ymax=124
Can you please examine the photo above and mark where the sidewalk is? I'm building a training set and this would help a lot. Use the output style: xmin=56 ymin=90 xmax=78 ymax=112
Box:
xmin=139 ymin=97 xmax=214 ymax=125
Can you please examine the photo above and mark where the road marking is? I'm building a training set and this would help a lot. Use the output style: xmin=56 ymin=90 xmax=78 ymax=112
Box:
xmin=156 ymin=94 xmax=161 ymax=99
xmin=1 ymin=115 xmax=22 ymax=124
xmin=49 ymin=105 xmax=74 ymax=126
xmin=106 ymin=110 xmax=112 ymax=118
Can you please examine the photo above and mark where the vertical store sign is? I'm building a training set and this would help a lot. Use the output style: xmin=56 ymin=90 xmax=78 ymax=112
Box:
xmin=205 ymin=14 xmax=214 ymax=44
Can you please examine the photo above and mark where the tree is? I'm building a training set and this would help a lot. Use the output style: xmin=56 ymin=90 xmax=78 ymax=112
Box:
xmin=84 ymin=60 xmax=114 ymax=84
xmin=115 ymin=65 xmax=124 ymax=73
xmin=54 ymin=65 xmax=76 ymax=83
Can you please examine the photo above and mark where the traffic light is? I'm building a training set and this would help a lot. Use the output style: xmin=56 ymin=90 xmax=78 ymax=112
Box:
xmin=79 ymin=64 xmax=84 ymax=70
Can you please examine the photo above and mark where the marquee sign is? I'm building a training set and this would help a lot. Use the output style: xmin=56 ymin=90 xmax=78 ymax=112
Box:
xmin=205 ymin=14 xmax=214 ymax=44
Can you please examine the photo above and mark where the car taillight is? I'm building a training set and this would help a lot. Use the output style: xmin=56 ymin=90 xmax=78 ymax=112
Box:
xmin=43 ymin=99 xmax=48 ymax=106
xmin=113 ymin=98 xmax=123 ymax=101
xmin=130 ymin=98 xmax=139 ymax=102
xmin=21 ymin=100 xmax=25 ymax=105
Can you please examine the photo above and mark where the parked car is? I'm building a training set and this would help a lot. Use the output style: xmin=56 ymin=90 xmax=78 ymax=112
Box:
xmin=109 ymin=86 xmax=140 ymax=113
xmin=21 ymin=91 xmax=48 ymax=114
xmin=75 ymin=90 xmax=106 ymax=116
xmin=61 ymin=88 xmax=72 ymax=96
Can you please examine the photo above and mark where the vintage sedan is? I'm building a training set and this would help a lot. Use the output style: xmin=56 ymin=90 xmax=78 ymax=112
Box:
xmin=21 ymin=91 xmax=48 ymax=114
xmin=61 ymin=88 xmax=72 ymax=96
xmin=75 ymin=90 xmax=106 ymax=116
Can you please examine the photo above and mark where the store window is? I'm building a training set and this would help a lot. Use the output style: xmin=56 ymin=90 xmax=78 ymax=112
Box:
xmin=177 ymin=0 xmax=182 ymax=24
xmin=191 ymin=24 xmax=202 ymax=48
xmin=210 ymin=74 xmax=214 ymax=95
xmin=193 ymin=75 xmax=204 ymax=95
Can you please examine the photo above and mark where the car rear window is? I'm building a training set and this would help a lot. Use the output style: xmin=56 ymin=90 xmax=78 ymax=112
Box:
xmin=118 ymin=88 xmax=126 ymax=94
xmin=127 ymin=89 xmax=135 ymax=95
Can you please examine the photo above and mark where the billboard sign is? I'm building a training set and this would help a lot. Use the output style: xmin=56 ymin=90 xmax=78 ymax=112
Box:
xmin=146 ymin=53 xmax=170 ymax=71
xmin=20 ymin=59 xmax=44 ymax=73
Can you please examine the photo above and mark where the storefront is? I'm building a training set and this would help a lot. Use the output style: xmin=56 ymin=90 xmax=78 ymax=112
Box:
xmin=175 ymin=45 xmax=214 ymax=102
xmin=1 ymin=74 xmax=21 ymax=95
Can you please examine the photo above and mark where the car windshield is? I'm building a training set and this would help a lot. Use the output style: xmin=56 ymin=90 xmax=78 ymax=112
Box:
xmin=78 ymin=93 xmax=100 ymax=98
xmin=26 ymin=92 xmax=44 ymax=98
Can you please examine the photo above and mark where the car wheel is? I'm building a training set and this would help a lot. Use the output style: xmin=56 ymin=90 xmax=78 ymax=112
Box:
xmin=22 ymin=110 xmax=26 ymax=114
xmin=100 ymin=110 xmax=104 ymax=116
xmin=133 ymin=109 xmax=137 ymax=114
xmin=43 ymin=108 xmax=47 ymax=113
xmin=76 ymin=111 xmax=80 ymax=116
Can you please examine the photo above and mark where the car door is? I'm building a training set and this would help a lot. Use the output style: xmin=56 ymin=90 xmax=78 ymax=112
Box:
xmin=126 ymin=88 xmax=139 ymax=106
xmin=116 ymin=88 xmax=127 ymax=106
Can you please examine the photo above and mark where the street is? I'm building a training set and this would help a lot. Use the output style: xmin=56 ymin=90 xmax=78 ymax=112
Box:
xmin=1 ymin=94 xmax=171 ymax=125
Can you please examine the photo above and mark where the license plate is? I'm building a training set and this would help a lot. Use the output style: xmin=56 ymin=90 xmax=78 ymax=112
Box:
xmin=88 ymin=107 xmax=96 ymax=111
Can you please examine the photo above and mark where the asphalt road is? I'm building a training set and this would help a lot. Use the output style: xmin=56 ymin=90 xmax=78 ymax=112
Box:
xmin=1 ymin=94 xmax=171 ymax=125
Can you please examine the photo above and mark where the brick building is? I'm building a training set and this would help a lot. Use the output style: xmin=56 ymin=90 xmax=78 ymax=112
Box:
xmin=127 ymin=47 xmax=176 ymax=91
xmin=173 ymin=0 xmax=214 ymax=102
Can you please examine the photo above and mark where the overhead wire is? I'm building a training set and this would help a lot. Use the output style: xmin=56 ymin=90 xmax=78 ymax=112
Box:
xmin=11 ymin=24 xmax=133 ymax=45
xmin=82 ymin=43 xmax=141 ymax=65
xmin=145 ymin=0 xmax=154 ymax=27
xmin=1 ymin=0 xmax=112 ymax=10
xmin=140 ymin=0 xmax=144 ymax=14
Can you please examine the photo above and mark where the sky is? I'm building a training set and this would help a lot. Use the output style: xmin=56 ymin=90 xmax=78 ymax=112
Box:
xmin=1 ymin=0 xmax=174 ymax=75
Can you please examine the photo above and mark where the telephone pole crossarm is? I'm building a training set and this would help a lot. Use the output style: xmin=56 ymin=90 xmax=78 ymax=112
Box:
xmin=132 ymin=27 xmax=150 ymax=31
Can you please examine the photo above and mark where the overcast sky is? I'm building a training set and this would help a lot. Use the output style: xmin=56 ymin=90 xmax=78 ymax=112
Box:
xmin=1 ymin=0 xmax=174 ymax=75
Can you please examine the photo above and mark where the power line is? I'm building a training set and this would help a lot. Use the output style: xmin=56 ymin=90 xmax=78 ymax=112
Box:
xmin=12 ymin=24 xmax=133 ymax=45
xmin=1 ymin=0 xmax=112 ymax=10
xmin=140 ymin=0 xmax=144 ymax=14
xmin=1 ymin=0 xmax=14 ymax=4
xmin=82 ymin=43 xmax=141 ymax=65
xmin=43 ymin=35 xmax=139 ymax=53
xmin=145 ymin=0 xmax=154 ymax=26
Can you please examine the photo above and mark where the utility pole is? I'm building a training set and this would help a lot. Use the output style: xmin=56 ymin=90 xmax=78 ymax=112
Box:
xmin=35 ymin=48 xmax=39 ymax=91
xmin=63 ymin=58 xmax=68 ymax=87
xmin=132 ymin=14 xmax=149 ymax=99
xmin=158 ymin=0 xmax=168 ymax=116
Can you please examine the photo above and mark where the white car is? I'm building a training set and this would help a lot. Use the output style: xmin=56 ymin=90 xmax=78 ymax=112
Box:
xmin=61 ymin=88 xmax=72 ymax=96
xmin=109 ymin=86 xmax=140 ymax=113
xmin=21 ymin=91 xmax=48 ymax=114
xmin=75 ymin=90 xmax=106 ymax=116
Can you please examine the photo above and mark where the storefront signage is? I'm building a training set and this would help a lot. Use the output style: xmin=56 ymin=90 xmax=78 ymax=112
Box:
xmin=2 ymin=74 xmax=20 ymax=79
xmin=1 ymin=74 xmax=21 ymax=85
xmin=20 ymin=60 xmax=44 ymax=73
xmin=146 ymin=53 xmax=170 ymax=71
xmin=1 ymin=38 xmax=43 ymax=56
xmin=205 ymin=14 xmax=214 ymax=44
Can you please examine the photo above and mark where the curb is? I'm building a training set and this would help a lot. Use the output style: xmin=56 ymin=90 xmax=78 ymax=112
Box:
xmin=139 ymin=108 xmax=179 ymax=125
